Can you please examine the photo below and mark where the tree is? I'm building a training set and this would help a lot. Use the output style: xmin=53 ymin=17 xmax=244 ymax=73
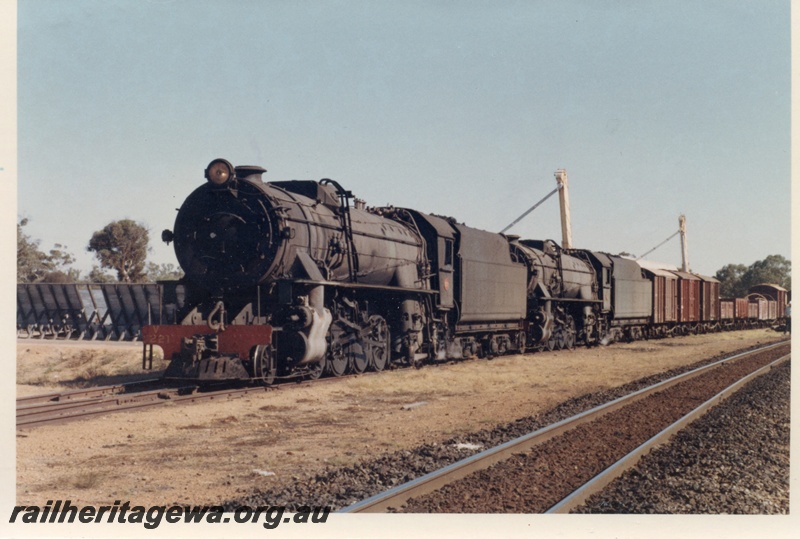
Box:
xmin=87 ymin=220 xmax=150 ymax=283
xmin=714 ymin=263 xmax=749 ymax=298
xmin=18 ymin=219 xmax=50 ymax=282
xmin=715 ymin=255 xmax=791 ymax=298
xmin=17 ymin=219 xmax=77 ymax=283
xmin=84 ymin=266 xmax=116 ymax=284
xmin=145 ymin=262 xmax=184 ymax=283
xmin=742 ymin=254 xmax=791 ymax=292
xmin=47 ymin=243 xmax=76 ymax=271
xmin=39 ymin=270 xmax=78 ymax=284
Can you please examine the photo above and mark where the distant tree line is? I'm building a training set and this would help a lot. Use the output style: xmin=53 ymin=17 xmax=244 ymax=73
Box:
xmin=17 ymin=218 xmax=183 ymax=284
xmin=714 ymin=255 xmax=791 ymax=298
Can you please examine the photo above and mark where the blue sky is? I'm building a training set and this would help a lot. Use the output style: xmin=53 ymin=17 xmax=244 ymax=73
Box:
xmin=15 ymin=0 xmax=791 ymax=277
xmin=2 ymin=3 xmax=797 ymax=534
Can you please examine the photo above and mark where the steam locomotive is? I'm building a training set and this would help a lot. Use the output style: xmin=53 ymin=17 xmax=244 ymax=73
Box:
xmin=140 ymin=159 xmax=787 ymax=384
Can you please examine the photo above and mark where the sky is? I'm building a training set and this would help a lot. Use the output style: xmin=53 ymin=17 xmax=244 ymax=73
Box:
xmin=2 ymin=2 xmax=797 ymax=537
xmin=14 ymin=0 xmax=791 ymax=278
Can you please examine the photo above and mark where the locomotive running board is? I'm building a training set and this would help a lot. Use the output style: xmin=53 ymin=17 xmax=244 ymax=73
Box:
xmin=279 ymin=278 xmax=437 ymax=295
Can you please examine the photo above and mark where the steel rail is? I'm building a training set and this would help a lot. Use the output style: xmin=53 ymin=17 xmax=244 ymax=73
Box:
xmin=16 ymin=379 xmax=163 ymax=406
xmin=339 ymin=340 xmax=789 ymax=513
xmin=16 ymin=385 xmax=276 ymax=429
xmin=17 ymin=392 xmax=184 ymax=428
xmin=16 ymin=386 xmax=194 ymax=418
xmin=15 ymin=353 xmax=390 ymax=427
xmin=546 ymin=352 xmax=790 ymax=513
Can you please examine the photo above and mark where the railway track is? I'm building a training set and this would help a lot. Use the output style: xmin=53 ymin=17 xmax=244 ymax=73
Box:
xmin=16 ymin=348 xmax=400 ymax=429
xmin=16 ymin=383 xmax=276 ymax=429
xmin=16 ymin=378 xmax=163 ymax=406
xmin=341 ymin=340 xmax=790 ymax=513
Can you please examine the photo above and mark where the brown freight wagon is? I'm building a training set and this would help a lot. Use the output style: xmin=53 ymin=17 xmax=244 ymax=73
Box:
xmin=640 ymin=267 xmax=678 ymax=325
xmin=754 ymin=298 xmax=769 ymax=320
xmin=696 ymin=274 xmax=720 ymax=323
xmin=747 ymin=301 xmax=759 ymax=319
xmin=735 ymin=297 xmax=749 ymax=319
xmin=719 ymin=299 xmax=734 ymax=321
xmin=768 ymin=300 xmax=777 ymax=320
xmin=748 ymin=284 xmax=788 ymax=319
xmin=670 ymin=271 xmax=700 ymax=323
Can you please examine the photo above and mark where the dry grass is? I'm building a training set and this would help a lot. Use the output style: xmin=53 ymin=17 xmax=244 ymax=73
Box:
xmin=71 ymin=471 xmax=104 ymax=490
xmin=16 ymin=342 xmax=166 ymax=392
xmin=16 ymin=329 xmax=786 ymax=507
xmin=343 ymin=352 xmax=595 ymax=406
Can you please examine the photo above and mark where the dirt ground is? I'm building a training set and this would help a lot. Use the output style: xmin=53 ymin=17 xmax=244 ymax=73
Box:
xmin=15 ymin=329 xmax=787 ymax=507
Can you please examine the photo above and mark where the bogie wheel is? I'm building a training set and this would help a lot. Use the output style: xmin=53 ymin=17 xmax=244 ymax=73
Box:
xmin=305 ymin=359 xmax=324 ymax=380
xmin=251 ymin=345 xmax=277 ymax=386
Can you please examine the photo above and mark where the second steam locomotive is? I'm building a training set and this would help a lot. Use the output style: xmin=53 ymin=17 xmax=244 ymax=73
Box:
xmin=141 ymin=159 xmax=787 ymax=384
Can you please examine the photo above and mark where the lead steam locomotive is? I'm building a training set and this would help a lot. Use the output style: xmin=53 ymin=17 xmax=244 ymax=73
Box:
xmin=141 ymin=159 xmax=787 ymax=384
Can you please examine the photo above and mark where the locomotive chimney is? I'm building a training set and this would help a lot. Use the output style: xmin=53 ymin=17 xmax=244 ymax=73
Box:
xmin=235 ymin=166 xmax=267 ymax=182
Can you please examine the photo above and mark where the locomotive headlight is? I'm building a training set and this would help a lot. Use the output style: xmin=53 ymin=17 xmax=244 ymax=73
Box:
xmin=205 ymin=158 xmax=234 ymax=186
